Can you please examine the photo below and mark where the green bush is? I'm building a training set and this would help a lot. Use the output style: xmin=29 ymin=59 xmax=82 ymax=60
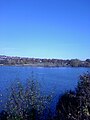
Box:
xmin=4 ymin=79 xmax=53 ymax=120
xmin=56 ymin=73 xmax=90 ymax=120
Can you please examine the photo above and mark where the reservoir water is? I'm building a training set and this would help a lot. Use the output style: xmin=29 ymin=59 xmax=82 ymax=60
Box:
xmin=0 ymin=66 xmax=90 ymax=111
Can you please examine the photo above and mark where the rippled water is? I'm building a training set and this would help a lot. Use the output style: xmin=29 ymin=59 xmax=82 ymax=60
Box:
xmin=0 ymin=66 xmax=90 ymax=111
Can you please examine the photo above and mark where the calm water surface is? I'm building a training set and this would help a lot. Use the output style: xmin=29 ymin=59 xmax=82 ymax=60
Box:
xmin=0 ymin=66 xmax=90 ymax=111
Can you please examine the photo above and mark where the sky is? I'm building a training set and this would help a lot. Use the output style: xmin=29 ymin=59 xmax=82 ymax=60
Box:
xmin=0 ymin=0 xmax=90 ymax=60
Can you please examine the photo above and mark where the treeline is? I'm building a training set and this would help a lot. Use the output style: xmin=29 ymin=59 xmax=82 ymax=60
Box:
xmin=0 ymin=73 xmax=90 ymax=120
xmin=0 ymin=55 xmax=90 ymax=67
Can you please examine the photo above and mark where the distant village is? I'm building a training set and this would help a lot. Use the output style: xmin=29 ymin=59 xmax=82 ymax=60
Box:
xmin=0 ymin=55 xmax=90 ymax=67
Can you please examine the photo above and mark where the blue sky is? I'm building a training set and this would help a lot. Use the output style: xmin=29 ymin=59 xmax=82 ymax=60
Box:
xmin=0 ymin=0 xmax=90 ymax=60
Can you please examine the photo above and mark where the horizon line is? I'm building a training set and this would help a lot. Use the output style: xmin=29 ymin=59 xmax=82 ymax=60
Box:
xmin=0 ymin=54 xmax=89 ymax=61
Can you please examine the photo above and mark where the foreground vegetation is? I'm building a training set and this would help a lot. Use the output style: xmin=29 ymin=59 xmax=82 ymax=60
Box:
xmin=56 ymin=73 xmax=90 ymax=120
xmin=0 ymin=79 xmax=53 ymax=120
xmin=0 ymin=73 xmax=90 ymax=120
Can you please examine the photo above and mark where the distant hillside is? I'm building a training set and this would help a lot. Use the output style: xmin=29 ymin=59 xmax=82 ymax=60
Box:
xmin=0 ymin=55 xmax=90 ymax=67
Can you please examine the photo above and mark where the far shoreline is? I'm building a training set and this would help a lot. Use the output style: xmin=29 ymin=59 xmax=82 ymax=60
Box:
xmin=0 ymin=64 xmax=90 ymax=68
xmin=0 ymin=55 xmax=90 ymax=67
